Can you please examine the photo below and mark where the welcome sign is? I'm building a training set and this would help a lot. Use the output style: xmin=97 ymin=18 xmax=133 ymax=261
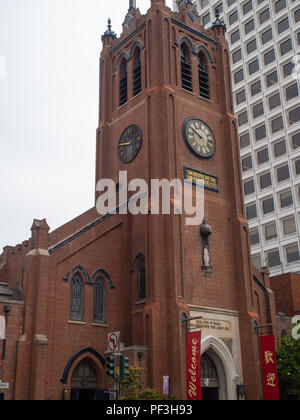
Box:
xmin=260 ymin=335 xmax=280 ymax=401
xmin=186 ymin=331 xmax=202 ymax=400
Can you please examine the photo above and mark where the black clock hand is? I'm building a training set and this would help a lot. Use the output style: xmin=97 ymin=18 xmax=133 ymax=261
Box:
xmin=191 ymin=127 xmax=204 ymax=141
xmin=191 ymin=127 xmax=205 ymax=145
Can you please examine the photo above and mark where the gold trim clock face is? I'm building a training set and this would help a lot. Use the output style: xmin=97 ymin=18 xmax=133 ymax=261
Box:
xmin=183 ymin=118 xmax=216 ymax=159
xmin=118 ymin=125 xmax=143 ymax=164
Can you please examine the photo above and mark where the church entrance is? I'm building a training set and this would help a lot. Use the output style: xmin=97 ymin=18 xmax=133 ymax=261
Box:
xmin=201 ymin=353 xmax=220 ymax=401
xmin=70 ymin=359 xmax=106 ymax=401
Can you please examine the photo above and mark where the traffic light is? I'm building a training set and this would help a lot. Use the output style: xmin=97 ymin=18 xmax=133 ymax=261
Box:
xmin=120 ymin=355 xmax=130 ymax=379
xmin=105 ymin=355 xmax=115 ymax=378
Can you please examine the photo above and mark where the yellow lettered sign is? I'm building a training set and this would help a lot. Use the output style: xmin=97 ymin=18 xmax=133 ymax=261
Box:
xmin=184 ymin=167 xmax=219 ymax=193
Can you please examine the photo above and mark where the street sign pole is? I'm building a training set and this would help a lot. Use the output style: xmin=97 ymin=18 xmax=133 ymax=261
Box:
xmin=107 ymin=332 xmax=122 ymax=400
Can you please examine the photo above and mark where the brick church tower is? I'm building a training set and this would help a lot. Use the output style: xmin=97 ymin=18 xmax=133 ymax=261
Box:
xmin=95 ymin=0 xmax=277 ymax=401
xmin=0 ymin=0 xmax=278 ymax=401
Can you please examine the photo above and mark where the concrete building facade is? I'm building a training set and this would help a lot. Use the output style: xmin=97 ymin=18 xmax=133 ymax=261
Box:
xmin=187 ymin=0 xmax=300 ymax=277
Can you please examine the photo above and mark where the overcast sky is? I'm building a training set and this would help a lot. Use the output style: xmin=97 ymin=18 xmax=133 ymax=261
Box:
xmin=0 ymin=0 xmax=172 ymax=251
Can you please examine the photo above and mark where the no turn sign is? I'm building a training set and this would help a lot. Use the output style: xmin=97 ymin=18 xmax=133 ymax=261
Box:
xmin=107 ymin=332 xmax=120 ymax=353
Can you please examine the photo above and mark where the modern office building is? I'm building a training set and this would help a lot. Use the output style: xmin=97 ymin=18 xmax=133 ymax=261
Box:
xmin=181 ymin=0 xmax=300 ymax=277
xmin=0 ymin=0 xmax=280 ymax=400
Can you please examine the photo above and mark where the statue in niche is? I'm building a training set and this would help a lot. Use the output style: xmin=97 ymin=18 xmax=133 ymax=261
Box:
xmin=203 ymin=244 xmax=211 ymax=268
xmin=200 ymin=219 xmax=213 ymax=277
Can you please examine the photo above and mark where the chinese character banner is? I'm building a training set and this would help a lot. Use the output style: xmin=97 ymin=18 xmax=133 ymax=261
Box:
xmin=260 ymin=335 xmax=280 ymax=401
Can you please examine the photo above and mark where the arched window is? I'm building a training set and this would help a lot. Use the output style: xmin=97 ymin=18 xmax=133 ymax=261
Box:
xmin=181 ymin=43 xmax=193 ymax=92
xmin=94 ymin=276 xmax=105 ymax=323
xmin=119 ymin=59 xmax=128 ymax=106
xmin=198 ymin=52 xmax=210 ymax=99
xmin=138 ymin=258 xmax=146 ymax=301
xmin=70 ymin=272 xmax=83 ymax=321
xmin=133 ymin=48 xmax=142 ymax=96
xmin=201 ymin=354 xmax=219 ymax=382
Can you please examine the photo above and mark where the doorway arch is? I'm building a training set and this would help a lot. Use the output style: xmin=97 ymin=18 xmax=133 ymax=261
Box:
xmin=71 ymin=359 xmax=98 ymax=401
xmin=61 ymin=348 xmax=108 ymax=400
xmin=201 ymin=335 xmax=240 ymax=400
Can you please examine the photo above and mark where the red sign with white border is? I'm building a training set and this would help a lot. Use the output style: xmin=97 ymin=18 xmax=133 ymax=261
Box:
xmin=107 ymin=332 xmax=120 ymax=353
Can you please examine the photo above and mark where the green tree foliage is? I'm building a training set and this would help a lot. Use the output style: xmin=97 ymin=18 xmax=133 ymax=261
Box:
xmin=119 ymin=366 xmax=143 ymax=400
xmin=276 ymin=336 xmax=300 ymax=399
xmin=119 ymin=367 xmax=175 ymax=400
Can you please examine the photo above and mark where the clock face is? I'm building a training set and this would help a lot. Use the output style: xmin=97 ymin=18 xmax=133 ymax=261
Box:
xmin=183 ymin=118 xmax=216 ymax=159
xmin=118 ymin=125 xmax=143 ymax=164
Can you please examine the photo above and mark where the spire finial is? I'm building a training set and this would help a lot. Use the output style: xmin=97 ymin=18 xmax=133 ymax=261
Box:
xmin=129 ymin=0 xmax=136 ymax=9
xmin=102 ymin=17 xmax=117 ymax=42
xmin=210 ymin=8 xmax=227 ymax=32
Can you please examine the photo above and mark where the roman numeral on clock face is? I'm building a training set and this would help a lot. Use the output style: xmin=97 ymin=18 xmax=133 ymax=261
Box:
xmin=183 ymin=118 xmax=216 ymax=159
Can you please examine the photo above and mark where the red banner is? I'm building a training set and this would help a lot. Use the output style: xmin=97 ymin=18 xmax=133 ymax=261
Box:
xmin=186 ymin=331 xmax=202 ymax=400
xmin=260 ymin=335 xmax=280 ymax=401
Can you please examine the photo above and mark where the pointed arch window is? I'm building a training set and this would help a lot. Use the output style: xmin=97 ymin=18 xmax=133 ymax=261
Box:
xmin=181 ymin=43 xmax=193 ymax=92
xmin=198 ymin=52 xmax=210 ymax=100
xmin=93 ymin=276 xmax=106 ymax=323
xmin=138 ymin=258 xmax=146 ymax=301
xmin=119 ymin=59 xmax=128 ymax=106
xmin=70 ymin=272 xmax=83 ymax=321
xmin=133 ymin=48 xmax=142 ymax=97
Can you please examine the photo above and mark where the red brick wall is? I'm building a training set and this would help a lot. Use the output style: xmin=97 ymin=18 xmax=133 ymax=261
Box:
xmin=0 ymin=2 xmax=279 ymax=400
xmin=0 ymin=300 xmax=24 ymax=401
xmin=271 ymin=273 xmax=300 ymax=317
